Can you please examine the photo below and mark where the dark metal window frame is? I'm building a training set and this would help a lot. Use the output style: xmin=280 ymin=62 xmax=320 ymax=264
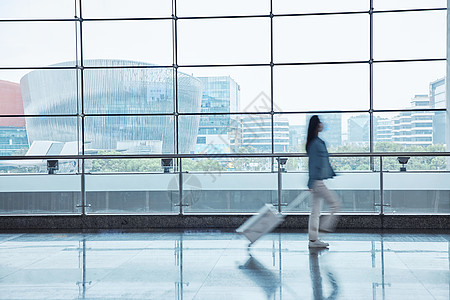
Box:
xmin=0 ymin=1 xmax=448 ymax=215
xmin=0 ymin=1 xmax=446 ymax=145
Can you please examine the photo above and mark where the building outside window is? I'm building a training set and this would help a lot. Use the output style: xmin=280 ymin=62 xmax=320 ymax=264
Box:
xmin=0 ymin=0 xmax=448 ymax=214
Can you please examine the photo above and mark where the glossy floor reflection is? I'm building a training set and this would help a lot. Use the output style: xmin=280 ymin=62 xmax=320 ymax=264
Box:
xmin=0 ymin=231 xmax=448 ymax=299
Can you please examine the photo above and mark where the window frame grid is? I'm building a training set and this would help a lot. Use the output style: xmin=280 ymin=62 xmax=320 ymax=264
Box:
xmin=0 ymin=0 xmax=446 ymax=156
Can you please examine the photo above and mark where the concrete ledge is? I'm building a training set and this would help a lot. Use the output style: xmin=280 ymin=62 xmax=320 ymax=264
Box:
xmin=0 ymin=214 xmax=449 ymax=232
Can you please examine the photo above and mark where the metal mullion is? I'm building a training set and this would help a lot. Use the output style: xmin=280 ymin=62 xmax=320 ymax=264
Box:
xmin=270 ymin=0 xmax=274 ymax=115
xmin=4 ymin=60 xmax=419 ymax=70
xmin=0 ymin=18 xmax=77 ymax=22
xmin=177 ymin=14 xmax=270 ymax=20
xmin=0 ymin=7 xmax=444 ymax=22
xmin=257 ymin=108 xmax=446 ymax=115
xmin=275 ymin=60 xmax=369 ymax=66
xmin=373 ymin=58 xmax=446 ymax=64
xmin=85 ymin=113 xmax=174 ymax=117
xmin=270 ymin=0 xmax=275 ymax=171
xmin=178 ymin=63 xmax=270 ymax=68
xmin=173 ymin=0 xmax=179 ymax=154
xmin=0 ymin=66 xmax=78 ymax=70
xmin=187 ymin=58 xmax=449 ymax=67
xmin=273 ymin=11 xmax=370 ymax=18
xmin=75 ymin=0 xmax=81 ymax=175
xmin=447 ymin=0 xmax=450 ymax=159
xmin=271 ymin=7 xmax=448 ymax=18
xmin=173 ymin=0 xmax=183 ymax=215
xmin=179 ymin=61 xmax=369 ymax=68
xmin=83 ymin=65 xmax=173 ymax=69
xmin=6 ymin=109 xmax=432 ymax=119
xmin=179 ymin=111 xmax=271 ymax=116
xmin=0 ymin=114 xmax=78 ymax=118
xmin=372 ymin=108 xmax=447 ymax=113
xmin=274 ymin=109 xmax=371 ymax=115
xmin=69 ymin=59 xmax=450 ymax=71
xmin=78 ymin=0 xmax=87 ymax=216
xmin=372 ymin=7 xmax=447 ymax=14
xmin=370 ymin=0 xmax=374 ymax=166
xmin=82 ymin=17 xmax=173 ymax=22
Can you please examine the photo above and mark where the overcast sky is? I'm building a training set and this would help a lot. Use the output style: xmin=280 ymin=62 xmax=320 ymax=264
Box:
xmin=0 ymin=0 xmax=447 ymax=128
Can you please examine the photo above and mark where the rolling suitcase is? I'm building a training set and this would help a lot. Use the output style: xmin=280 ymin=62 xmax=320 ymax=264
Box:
xmin=236 ymin=191 xmax=310 ymax=245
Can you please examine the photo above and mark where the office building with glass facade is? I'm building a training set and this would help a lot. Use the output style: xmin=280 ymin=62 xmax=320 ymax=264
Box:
xmin=241 ymin=115 xmax=289 ymax=152
xmin=288 ymin=125 xmax=306 ymax=150
xmin=374 ymin=117 xmax=393 ymax=142
xmin=347 ymin=115 xmax=370 ymax=144
xmin=306 ymin=113 xmax=342 ymax=147
xmin=20 ymin=60 xmax=202 ymax=154
xmin=430 ymin=77 xmax=446 ymax=144
xmin=391 ymin=95 xmax=434 ymax=146
xmin=195 ymin=76 xmax=240 ymax=153
xmin=0 ymin=80 xmax=27 ymax=156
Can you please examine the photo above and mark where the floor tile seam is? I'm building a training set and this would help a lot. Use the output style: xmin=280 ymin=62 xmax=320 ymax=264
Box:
xmin=0 ymin=253 xmax=54 ymax=281
xmin=84 ymin=242 xmax=153 ymax=292
xmin=406 ymin=270 xmax=440 ymax=300
xmin=191 ymin=237 xmax=235 ymax=299
xmin=392 ymin=247 xmax=439 ymax=300
xmin=0 ymin=234 xmax=24 ymax=245
xmin=81 ymin=232 xmax=169 ymax=244
xmin=437 ymin=233 xmax=450 ymax=242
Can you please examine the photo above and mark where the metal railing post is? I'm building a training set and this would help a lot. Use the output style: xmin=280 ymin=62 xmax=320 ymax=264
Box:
xmin=178 ymin=158 xmax=183 ymax=215
xmin=374 ymin=155 xmax=389 ymax=215
xmin=277 ymin=157 xmax=282 ymax=213
xmin=81 ymin=159 xmax=86 ymax=215
xmin=379 ymin=156 xmax=384 ymax=215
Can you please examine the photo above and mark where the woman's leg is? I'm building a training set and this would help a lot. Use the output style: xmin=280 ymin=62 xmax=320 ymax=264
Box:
xmin=317 ymin=181 xmax=341 ymax=233
xmin=308 ymin=181 xmax=322 ymax=241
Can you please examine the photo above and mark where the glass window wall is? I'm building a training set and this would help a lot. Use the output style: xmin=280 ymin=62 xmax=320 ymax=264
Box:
xmin=0 ymin=0 xmax=448 ymax=215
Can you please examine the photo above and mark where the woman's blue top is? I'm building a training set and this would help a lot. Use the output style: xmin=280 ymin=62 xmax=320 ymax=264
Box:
xmin=307 ymin=137 xmax=336 ymax=189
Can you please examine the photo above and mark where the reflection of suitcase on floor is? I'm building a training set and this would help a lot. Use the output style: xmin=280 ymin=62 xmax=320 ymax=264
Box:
xmin=236 ymin=192 xmax=309 ymax=245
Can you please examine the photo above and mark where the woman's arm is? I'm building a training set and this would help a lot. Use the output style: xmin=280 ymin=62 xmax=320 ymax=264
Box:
xmin=308 ymin=141 xmax=322 ymax=180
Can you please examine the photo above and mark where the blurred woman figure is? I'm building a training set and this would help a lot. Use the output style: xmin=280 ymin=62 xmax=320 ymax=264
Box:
xmin=306 ymin=115 xmax=341 ymax=248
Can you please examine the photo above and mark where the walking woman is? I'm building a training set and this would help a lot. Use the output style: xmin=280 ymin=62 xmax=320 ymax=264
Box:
xmin=306 ymin=115 xmax=341 ymax=248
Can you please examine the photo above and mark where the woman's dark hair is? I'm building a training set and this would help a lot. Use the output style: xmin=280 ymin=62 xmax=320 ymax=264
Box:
xmin=306 ymin=115 xmax=321 ymax=152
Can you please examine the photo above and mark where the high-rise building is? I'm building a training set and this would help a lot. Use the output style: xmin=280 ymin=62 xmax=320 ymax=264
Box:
xmin=195 ymin=76 xmax=240 ymax=153
xmin=375 ymin=117 xmax=393 ymax=143
xmin=241 ymin=115 xmax=289 ymax=152
xmin=347 ymin=115 xmax=369 ymax=144
xmin=347 ymin=115 xmax=394 ymax=145
xmin=430 ymin=77 xmax=446 ymax=145
xmin=392 ymin=95 xmax=433 ymax=147
xmin=0 ymin=80 xmax=28 ymax=156
xmin=289 ymin=125 xmax=306 ymax=150
xmin=306 ymin=114 xmax=342 ymax=147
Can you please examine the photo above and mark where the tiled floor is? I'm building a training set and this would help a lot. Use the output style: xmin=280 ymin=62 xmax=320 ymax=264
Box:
xmin=0 ymin=231 xmax=448 ymax=299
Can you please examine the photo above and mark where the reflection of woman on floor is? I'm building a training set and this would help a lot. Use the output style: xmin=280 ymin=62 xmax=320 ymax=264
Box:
xmin=306 ymin=115 xmax=342 ymax=248
xmin=309 ymin=248 xmax=339 ymax=300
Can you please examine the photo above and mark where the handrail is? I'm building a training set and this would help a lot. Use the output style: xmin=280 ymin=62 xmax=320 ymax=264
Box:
xmin=1 ymin=151 xmax=449 ymax=216
xmin=0 ymin=151 xmax=449 ymax=161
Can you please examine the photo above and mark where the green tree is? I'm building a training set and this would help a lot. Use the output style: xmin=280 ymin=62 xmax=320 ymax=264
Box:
xmin=91 ymin=151 xmax=161 ymax=172
xmin=183 ymin=158 xmax=226 ymax=172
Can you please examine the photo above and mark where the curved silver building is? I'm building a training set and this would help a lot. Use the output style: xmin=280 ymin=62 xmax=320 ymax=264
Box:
xmin=20 ymin=60 xmax=202 ymax=153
